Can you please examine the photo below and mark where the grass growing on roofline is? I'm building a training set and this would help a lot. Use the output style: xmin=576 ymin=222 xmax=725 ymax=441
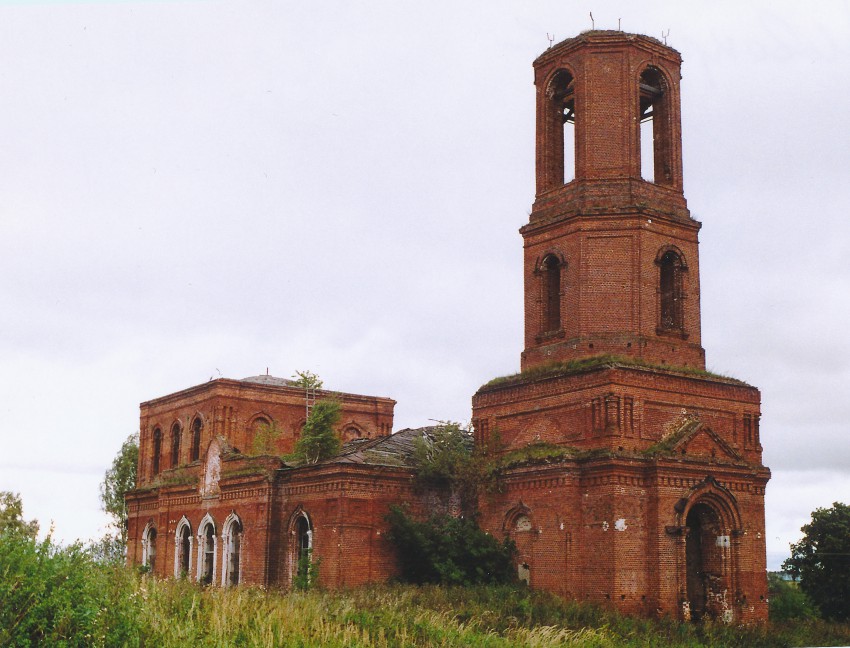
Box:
xmin=480 ymin=354 xmax=747 ymax=390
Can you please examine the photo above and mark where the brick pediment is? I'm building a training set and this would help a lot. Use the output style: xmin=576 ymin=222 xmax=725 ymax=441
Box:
xmin=670 ymin=422 xmax=742 ymax=462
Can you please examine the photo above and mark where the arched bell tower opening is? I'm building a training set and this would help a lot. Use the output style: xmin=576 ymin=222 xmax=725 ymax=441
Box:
xmin=541 ymin=69 xmax=576 ymax=189
xmin=639 ymin=66 xmax=674 ymax=186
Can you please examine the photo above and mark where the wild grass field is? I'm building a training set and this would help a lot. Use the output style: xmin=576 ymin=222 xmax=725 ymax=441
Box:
xmin=126 ymin=578 xmax=850 ymax=647
xmin=4 ymin=530 xmax=850 ymax=647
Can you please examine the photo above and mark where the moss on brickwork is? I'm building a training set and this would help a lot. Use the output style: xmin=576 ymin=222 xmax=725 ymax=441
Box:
xmin=154 ymin=467 xmax=196 ymax=488
xmin=480 ymin=354 xmax=747 ymax=391
xmin=497 ymin=442 xmax=574 ymax=469
xmin=642 ymin=428 xmax=694 ymax=457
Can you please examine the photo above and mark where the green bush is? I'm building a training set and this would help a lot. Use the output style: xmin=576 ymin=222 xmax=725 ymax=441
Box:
xmin=769 ymin=572 xmax=819 ymax=621
xmin=292 ymin=549 xmax=321 ymax=591
xmin=385 ymin=505 xmax=516 ymax=586
xmin=0 ymin=530 xmax=140 ymax=647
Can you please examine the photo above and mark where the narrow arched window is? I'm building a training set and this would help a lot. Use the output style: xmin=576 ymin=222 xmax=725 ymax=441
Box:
xmin=293 ymin=513 xmax=313 ymax=587
xmin=175 ymin=518 xmax=192 ymax=578
xmin=190 ymin=417 xmax=202 ymax=462
xmin=179 ymin=525 xmax=191 ymax=575
xmin=541 ymin=254 xmax=562 ymax=332
xmin=658 ymin=250 xmax=684 ymax=332
xmin=546 ymin=70 xmax=576 ymax=186
xmin=170 ymin=422 xmax=181 ymax=468
xmin=223 ymin=516 xmax=243 ymax=586
xmin=145 ymin=526 xmax=157 ymax=572
xmin=152 ymin=428 xmax=162 ymax=475
xmin=639 ymin=67 xmax=673 ymax=185
xmin=199 ymin=520 xmax=216 ymax=585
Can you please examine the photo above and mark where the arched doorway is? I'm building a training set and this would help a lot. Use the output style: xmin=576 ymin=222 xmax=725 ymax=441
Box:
xmin=685 ymin=502 xmax=730 ymax=621
xmin=504 ymin=504 xmax=535 ymax=586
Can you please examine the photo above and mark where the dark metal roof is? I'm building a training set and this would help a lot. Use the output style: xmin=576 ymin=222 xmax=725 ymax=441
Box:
xmin=332 ymin=427 xmax=437 ymax=467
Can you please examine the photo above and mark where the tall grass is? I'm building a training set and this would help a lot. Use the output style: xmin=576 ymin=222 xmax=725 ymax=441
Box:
xmin=132 ymin=580 xmax=850 ymax=647
xmin=4 ymin=525 xmax=850 ymax=647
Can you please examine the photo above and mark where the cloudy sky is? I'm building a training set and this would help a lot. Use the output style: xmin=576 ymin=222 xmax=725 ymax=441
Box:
xmin=1 ymin=0 xmax=848 ymax=570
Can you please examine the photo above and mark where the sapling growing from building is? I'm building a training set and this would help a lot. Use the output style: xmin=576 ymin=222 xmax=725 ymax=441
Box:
xmin=294 ymin=400 xmax=342 ymax=464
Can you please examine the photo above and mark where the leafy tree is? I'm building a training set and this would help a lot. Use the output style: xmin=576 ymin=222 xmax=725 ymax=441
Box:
xmin=768 ymin=572 xmax=818 ymax=621
xmin=413 ymin=422 xmax=493 ymax=514
xmin=784 ymin=502 xmax=850 ymax=620
xmin=0 ymin=491 xmax=39 ymax=538
xmin=99 ymin=433 xmax=139 ymax=557
xmin=413 ymin=422 xmax=473 ymax=485
xmin=294 ymin=400 xmax=341 ymax=464
xmin=385 ymin=505 xmax=516 ymax=585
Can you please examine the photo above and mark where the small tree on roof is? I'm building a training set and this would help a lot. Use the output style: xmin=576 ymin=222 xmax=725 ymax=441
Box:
xmin=295 ymin=399 xmax=342 ymax=464
xmin=291 ymin=370 xmax=323 ymax=390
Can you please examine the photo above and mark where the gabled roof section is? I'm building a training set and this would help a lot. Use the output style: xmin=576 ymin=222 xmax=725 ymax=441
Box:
xmin=331 ymin=427 xmax=434 ymax=467
xmin=675 ymin=424 xmax=743 ymax=462
xmin=647 ymin=418 xmax=743 ymax=463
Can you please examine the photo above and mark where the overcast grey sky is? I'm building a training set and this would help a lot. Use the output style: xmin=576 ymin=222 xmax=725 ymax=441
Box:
xmin=1 ymin=0 xmax=848 ymax=570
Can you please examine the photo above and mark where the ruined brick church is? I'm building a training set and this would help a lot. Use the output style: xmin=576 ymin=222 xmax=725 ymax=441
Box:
xmin=127 ymin=30 xmax=770 ymax=622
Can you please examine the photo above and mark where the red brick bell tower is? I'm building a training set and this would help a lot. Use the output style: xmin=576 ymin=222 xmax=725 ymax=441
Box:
xmin=474 ymin=31 xmax=770 ymax=623
xmin=522 ymin=31 xmax=705 ymax=371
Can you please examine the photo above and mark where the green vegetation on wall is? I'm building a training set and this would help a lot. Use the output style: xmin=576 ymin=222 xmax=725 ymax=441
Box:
xmin=293 ymin=399 xmax=342 ymax=464
xmin=481 ymin=354 xmax=745 ymax=391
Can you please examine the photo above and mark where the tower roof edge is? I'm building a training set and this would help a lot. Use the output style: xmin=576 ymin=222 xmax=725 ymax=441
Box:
xmin=534 ymin=30 xmax=682 ymax=66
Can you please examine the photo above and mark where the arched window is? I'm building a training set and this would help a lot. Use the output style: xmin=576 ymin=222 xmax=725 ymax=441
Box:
xmin=343 ymin=425 xmax=363 ymax=441
xmin=541 ymin=254 xmax=562 ymax=333
xmin=252 ymin=416 xmax=270 ymax=433
xmin=142 ymin=523 xmax=157 ymax=573
xmin=170 ymin=422 xmax=181 ymax=468
xmin=250 ymin=416 xmax=274 ymax=455
xmin=514 ymin=514 xmax=533 ymax=533
xmin=292 ymin=512 xmax=313 ymax=587
xmin=174 ymin=517 xmax=192 ymax=578
xmin=639 ymin=67 xmax=673 ymax=185
xmin=190 ymin=417 xmax=202 ymax=462
xmin=546 ymin=69 xmax=576 ymax=186
xmin=657 ymin=249 xmax=685 ymax=332
xmin=197 ymin=515 xmax=216 ymax=585
xmin=222 ymin=513 xmax=243 ymax=586
xmin=152 ymin=428 xmax=162 ymax=475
